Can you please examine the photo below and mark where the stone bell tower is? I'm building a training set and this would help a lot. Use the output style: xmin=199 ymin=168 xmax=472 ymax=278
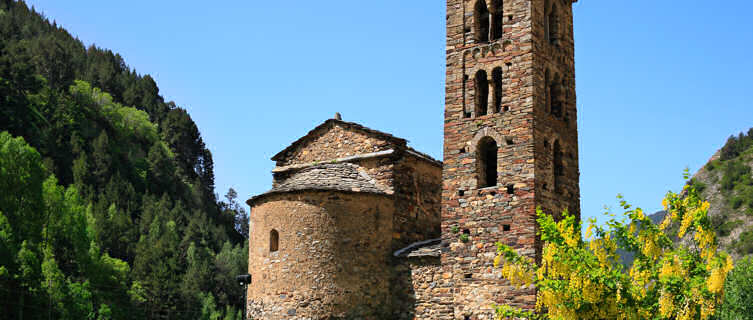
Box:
xmin=440 ymin=0 xmax=580 ymax=318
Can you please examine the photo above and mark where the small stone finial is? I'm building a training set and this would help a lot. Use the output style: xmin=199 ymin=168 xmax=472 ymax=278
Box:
xmin=334 ymin=112 xmax=342 ymax=120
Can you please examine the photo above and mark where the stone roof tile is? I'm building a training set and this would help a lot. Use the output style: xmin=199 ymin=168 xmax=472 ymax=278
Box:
xmin=247 ymin=163 xmax=390 ymax=205
xmin=393 ymin=238 xmax=442 ymax=258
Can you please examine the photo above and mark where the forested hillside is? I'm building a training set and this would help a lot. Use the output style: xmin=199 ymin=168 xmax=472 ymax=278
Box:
xmin=0 ymin=1 xmax=248 ymax=319
xmin=689 ymin=129 xmax=753 ymax=260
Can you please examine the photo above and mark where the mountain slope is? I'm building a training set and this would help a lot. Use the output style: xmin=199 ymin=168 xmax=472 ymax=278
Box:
xmin=689 ymin=130 xmax=753 ymax=260
xmin=0 ymin=1 xmax=247 ymax=319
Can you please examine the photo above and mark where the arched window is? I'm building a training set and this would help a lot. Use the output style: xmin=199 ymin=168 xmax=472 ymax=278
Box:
xmin=547 ymin=2 xmax=559 ymax=45
xmin=269 ymin=229 xmax=279 ymax=252
xmin=475 ymin=70 xmax=489 ymax=116
xmin=553 ymin=140 xmax=563 ymax=193
xmin=490 ymin=0 xmax=503 ymax=40
xmin=550 ymin=74 xmax=563 ymax=118
xmin=477 ymin=137 xmax=498 ymax=188
xmin=492 ymin=67 xmax=503 ymax=113
xmin=474 ymin=0 xmax=490 ymax=43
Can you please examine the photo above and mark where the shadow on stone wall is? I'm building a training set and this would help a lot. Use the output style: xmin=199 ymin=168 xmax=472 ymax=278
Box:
xmin=390 ymin=256 xmax=441 ymax=320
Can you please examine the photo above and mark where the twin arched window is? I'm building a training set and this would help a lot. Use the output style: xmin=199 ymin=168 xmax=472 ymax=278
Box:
xmin=477 ymin=137 xmax=498 ymax=188
xmin=474 ymin=67 xmax=504 ymax=117
xmin=476 ymin=0 xmax=558 ymax=45
xmin=491 ymin=68 xmax=503 ymax=113
xmin=474 ymin=0 xmax=503 ymax=43
xmin=475 ymin=70 xmax=489 ymax=116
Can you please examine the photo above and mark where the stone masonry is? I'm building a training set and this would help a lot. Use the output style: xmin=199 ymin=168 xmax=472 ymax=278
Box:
xmin=247 ymin=119 xmax=443 ymax=319
xmin=246 ymin=0 xmax=580 ymax=318
xmin=441 ymin=0 xmax=580 ymax=319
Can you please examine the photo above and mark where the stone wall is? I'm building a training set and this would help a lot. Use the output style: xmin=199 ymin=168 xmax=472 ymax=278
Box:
xmin=441 ymin=0 xmax=579 ymax=319
xmin=357 ymin=157 xmax=396 ymax=196
xmin=531 ymin=0 xmax=581 ymax=219
xmin=247 ymin=192 xmax=394 ymax=319
xmin=391 ymin=257 xmax=450 ymax=320
xmin=274 ymin=121 xmax=399 ymax=167
xmin=393 ymin=153 xmax=443 ymax=250
xmin=442 ymin=0 xmax=539 ymax=318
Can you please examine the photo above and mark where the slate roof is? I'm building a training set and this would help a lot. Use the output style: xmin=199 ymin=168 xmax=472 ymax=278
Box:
xmin=247 ymin=163 xmax=390 ymax=205
xmin=393 ymin=238 xmax=443 ymax=258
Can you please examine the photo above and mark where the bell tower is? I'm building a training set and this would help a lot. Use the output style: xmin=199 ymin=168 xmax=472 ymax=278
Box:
xmin=441 ymin=0 xmax=580 ymax=318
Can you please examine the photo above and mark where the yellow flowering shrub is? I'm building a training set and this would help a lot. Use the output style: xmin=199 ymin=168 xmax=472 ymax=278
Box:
xmin=494 ymin=173 xmax=732 ymax=320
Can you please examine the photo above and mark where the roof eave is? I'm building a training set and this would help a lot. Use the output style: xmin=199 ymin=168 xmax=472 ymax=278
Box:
xmin=246 ymin=187 xmax=393 ymax=207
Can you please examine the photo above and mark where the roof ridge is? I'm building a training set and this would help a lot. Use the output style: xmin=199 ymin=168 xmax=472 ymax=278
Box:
xmin=271 ymin=118 xmax=407 ymax=162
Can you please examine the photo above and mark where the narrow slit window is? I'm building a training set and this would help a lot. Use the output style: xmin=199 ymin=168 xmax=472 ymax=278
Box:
xmin=492 ymin=67 xmax=503 ymax=113
xmin=463 ymin=74 xmax=471 ymax=118
xmin=477 ymin=137 xmax=498 ymax=188
xmin=270 ymin=229 xmax=279 ymax=252
xmin=550 ymin=74 xmax=563 ymax=118
xmin=554 ymin=141 xmax=563 ymax=193
xmin=544 ymin=69 xmax=552 ymax=114
xmin=474 ymin=0 xmax=490 ymax=42
xmin=475 ymin=70 xmax=489 ymax=116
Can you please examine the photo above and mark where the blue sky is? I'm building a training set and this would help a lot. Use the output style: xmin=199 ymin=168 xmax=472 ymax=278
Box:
xmin=28 ymin=0 xmax=753 ymax=226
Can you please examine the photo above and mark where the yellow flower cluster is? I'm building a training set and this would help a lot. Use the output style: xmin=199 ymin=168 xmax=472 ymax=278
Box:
xmin=659 ymin=214 xmax=671 ymax=231
xmin=700 ymin=300 xmax=716 ymax=320
xmin=640 ymin=234 xmax=661 ymax=260
xmin=556 ymin=217 xmax=580 ymax=248
xmin=706 ymin=256 xmax=733 ymax=296
xmin=499 ymin=260 xmax=534 ymax=287
xmin=658 ymin=290 xmax=674 ymax=316
xmin=659 ymin=256 xmax=686 ymax=279
xmin=537 ymin=289 xmax=577 ymax=320
xmin=589 ymin=235 xmax=616 ymax=269
xmin=495 ymin=184 xmax=732 ymax=320
xmin=585 ymin=223 xmax=594 ymax=240
xmin=707 ymin=267 xmax=725 ymax=294
xmin=696 ymin=226 xmax=718 ymax=262
xmin=678 ymin=208 xmax=694 ymax=238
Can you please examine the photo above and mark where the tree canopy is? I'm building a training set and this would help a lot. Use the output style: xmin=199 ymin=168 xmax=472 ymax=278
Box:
xmin=0 ymin=1 xmax=249 ymax=319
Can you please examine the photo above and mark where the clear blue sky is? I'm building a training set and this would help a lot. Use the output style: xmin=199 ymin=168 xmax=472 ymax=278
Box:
xmin=28 ymin=0 xmax=753 ymax=226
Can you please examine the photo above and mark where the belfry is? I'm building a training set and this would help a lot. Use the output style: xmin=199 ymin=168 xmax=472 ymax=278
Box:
xmin=246 ymin=0 xmax=581 ymax=318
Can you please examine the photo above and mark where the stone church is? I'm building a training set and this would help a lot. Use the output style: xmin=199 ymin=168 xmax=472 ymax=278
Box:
xmin=246 ymin=0 xmax=580 ymax=319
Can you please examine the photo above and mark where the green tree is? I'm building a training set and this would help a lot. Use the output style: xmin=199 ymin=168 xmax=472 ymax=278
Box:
xmin=133 ymin=195 xmax=183 ymax=318
xmin=1 ymin=132 xmax=132 ymax=319
xmin=716 ymin=257 xmax=753 ymax=319
xmin=0 ymin=132 xmax=46 ymax=318
xmin=0 ymin=1 xmax=248 ymax=317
